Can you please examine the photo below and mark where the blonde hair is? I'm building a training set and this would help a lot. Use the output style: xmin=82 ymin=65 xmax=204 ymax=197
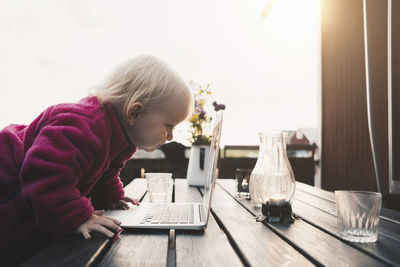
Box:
xmin=95 ymin=55 xmax=193 ymax=119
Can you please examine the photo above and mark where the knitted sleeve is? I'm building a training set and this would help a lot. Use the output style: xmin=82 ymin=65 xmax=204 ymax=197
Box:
xmin=90 ymin=168 xmax=126 ymax=210
xmin=19 ymin=112 xmax=107 ymax=237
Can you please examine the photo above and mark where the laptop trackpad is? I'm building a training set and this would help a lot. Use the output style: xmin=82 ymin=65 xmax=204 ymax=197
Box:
xmin=105 ymin=204 xmax=145 ymax=226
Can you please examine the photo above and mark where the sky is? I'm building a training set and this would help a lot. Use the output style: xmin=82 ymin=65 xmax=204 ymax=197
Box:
xmin=0 ymin=0 xmax=320 ymax=146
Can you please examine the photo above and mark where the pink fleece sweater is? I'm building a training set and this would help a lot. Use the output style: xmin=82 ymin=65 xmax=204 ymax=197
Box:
xmin=0 ymin=96 xmax=137 ymax=266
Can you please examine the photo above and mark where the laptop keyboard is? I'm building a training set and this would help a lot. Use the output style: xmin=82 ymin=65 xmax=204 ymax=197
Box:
xmin=140 ymin=204 xmax=195 ymax=224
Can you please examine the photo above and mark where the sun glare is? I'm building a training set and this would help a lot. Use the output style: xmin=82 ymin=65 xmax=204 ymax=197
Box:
xmin=262 ymin=0 xmax=320 ymax=33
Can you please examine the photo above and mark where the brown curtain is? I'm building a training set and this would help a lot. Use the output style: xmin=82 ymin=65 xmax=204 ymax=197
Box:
xmin=321 ymin=0 xmax=400 ymax=194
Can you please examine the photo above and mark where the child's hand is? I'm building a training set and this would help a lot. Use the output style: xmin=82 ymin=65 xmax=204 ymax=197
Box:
xmin=76 ymin=210 xmax=121 ymax=239
xmin=107 ymin=196 xmax=140 ymax=210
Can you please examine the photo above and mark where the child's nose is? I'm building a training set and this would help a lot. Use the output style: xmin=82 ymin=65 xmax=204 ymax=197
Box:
xmin=166 ymin=129 xmax=173 ymax=141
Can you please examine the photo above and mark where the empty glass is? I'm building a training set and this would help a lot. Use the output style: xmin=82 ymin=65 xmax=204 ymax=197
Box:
xmin=145 ymin=173 xmax=172 ymax=203
xmin=235 ymin=168 xmax=252 ymax=199
xmin=335 ymin=191 xmax=382 ymax=243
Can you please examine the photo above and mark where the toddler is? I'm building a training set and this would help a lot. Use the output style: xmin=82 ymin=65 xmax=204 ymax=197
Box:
xmin=0 ymin=55 xmax=193 ymax=266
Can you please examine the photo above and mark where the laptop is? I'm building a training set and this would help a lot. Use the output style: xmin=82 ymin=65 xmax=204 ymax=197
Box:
xmin=105 ymin=112 xmax=223 ymax=230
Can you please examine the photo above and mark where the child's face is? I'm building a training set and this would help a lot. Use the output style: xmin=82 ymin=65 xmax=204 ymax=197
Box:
xmin=127 ymin=102 xmax=188 ymax=152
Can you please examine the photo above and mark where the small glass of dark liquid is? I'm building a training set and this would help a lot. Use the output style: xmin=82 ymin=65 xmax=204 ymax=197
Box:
xmin=235 ymin=168 xmax=252 ymax=199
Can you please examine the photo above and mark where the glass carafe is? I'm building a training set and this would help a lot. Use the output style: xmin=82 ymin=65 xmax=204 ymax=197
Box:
xmin=249 ymin=131 xmax=295 ymax=207
xmin=249 ymin=133 xmax=266 ymax=207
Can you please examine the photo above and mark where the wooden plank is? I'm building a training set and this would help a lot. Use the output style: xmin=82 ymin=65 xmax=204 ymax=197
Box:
xmin=21 ymin=178 xmax=148 ymax=267
xmin=174 ymin=179 xmax=242 ymax=267
xmin=206 ymin=181 xmax=314 ymax=266
xmin=98 ymin=178 xmax=170 ymax=267
xmin=294 ymin=189 xmax=400 ymax=236
xmin=296 ymin=181 xmax=336 ymax=202
xmin=218 ymin=179 xmax=387 ymax=267
xmin=97 ymin=230 xmax=170 ymax=267
xmin=291 ymin=199 xmax=400 ymax=266
xmin=268 ymin=181 xmax=400 ymax=266
xmin=296 ymin=181 xmax=400 ymax=228
xmin=292 ymin=189 xmax=400 ymax=266
xmin=296 ymin=181 xmax=400 ymax=222
xmin=20 ymin=233 xmax=110 ymax=267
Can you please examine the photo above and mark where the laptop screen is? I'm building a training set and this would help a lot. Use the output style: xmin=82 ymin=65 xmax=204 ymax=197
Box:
xmin=201 ymin=111 xmax=223 ymax=224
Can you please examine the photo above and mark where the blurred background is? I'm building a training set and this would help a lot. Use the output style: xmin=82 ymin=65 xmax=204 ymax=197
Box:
xmin=1 ymin=0 xmax=399 ymax=209
xmin=0 ymin=0 xmax=320 ymax=147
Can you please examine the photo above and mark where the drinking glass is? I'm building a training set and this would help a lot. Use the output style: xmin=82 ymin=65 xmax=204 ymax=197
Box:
xmin=235 ymin=168 xmax=252 ymax=199
xmin=145 ymin=173 xmax=172 ymax=203
xmin=335 ymin=190 xmax=382 ymax=243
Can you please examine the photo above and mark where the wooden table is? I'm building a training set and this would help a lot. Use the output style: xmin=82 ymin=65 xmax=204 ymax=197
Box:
xmin=22 ymin=179 xmax=400 ymax=266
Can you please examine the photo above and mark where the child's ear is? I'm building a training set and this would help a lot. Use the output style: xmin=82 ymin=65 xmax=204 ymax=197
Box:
xmin=127 ymin=102 xmax=144 ymax=126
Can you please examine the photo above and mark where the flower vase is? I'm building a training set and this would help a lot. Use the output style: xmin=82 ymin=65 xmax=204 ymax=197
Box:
xmin=186 ymin=145 xmax=210 ymax=186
